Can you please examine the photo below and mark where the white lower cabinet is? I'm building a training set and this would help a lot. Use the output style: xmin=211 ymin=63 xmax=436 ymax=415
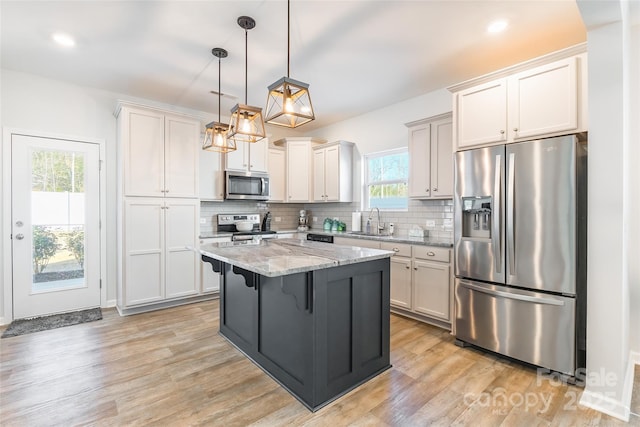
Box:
xmin=389 ymin=256 xmax=412 ymax=309
xmin=380 ymin=242 xmax=452 ymax=327
xmin=413 ymin=259 xmax=450 ymax=320
xmin=120 ymin=197 xmax=199 ymax=309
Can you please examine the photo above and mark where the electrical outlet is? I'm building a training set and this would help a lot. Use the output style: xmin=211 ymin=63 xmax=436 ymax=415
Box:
xmin=199 ymin=218 xmax=207 ymax=224
xmin=313 ymin=216 xmax=318 ymax=222
xmin=275 ymin=217 xmax=282 ymax=222
xmin=426 ymin=220 xmax=436 ymax=228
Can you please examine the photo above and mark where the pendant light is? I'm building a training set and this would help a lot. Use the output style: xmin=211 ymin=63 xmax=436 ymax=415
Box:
xmin=202 ymin=48 xmax=236 ymax=153
xmin=228 ymin=16 xmax=266 ymax=143
xmin=265 ymin=0 xmax=315 ymax=128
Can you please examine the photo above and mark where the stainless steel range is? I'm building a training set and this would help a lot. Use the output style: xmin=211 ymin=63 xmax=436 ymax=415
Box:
xmin=218 ymin=214 xmax=277 ymax=241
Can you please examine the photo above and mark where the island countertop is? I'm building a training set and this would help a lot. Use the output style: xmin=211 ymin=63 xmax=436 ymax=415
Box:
xmin=199 ymin=237 xmax=394 ymax=277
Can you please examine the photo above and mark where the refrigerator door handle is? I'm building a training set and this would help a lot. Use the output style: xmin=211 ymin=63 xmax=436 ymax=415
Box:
xmin=458 ymin=280 xmax=565 ymax=306
xmin=507 ymin=152 xmax=516 ymax=275
xmin=493 ymin=154 xmax=502 ymax=273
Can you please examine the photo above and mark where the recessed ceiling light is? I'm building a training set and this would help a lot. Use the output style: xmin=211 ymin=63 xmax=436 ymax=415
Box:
xmin=487 ymin=20 xmax=508 ymax=34
xmin=52 ymin=32 xmax=75 ymax=47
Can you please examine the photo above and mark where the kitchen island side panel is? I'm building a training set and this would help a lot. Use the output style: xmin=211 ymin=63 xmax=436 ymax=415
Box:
xmin=216 ymin=257 xmax=391 ymax=411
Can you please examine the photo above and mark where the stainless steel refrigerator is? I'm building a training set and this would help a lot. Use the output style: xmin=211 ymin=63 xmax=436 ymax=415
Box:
xmin=453 ymin=134 xmax=587 ymax=376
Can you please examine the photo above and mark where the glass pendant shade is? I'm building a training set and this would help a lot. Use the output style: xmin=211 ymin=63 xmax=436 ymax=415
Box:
xmin=265 ymin=76 xmax=314 ymax=128
xmin=202 ymin=121 xmax=236 ymax=153
xmin=228 ymin=103 xmax=266 ymax=143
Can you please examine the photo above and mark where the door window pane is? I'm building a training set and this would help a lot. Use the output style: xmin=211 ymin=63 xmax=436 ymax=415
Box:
xmin=31 ymin=150 xmax=86 ymax=293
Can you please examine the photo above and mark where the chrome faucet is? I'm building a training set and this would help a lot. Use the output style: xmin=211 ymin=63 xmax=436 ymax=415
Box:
xmin=368 ymin=207 xmax=385 ymax=235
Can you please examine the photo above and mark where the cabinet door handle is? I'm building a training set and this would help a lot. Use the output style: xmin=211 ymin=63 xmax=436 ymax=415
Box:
xmin=513 ymin=128 xmax=518 ymax=132
xmin=405 ymin=265 xmax=410 ymax=269
xmin=427 ymin=251 xmax=435 ymax=256
xmin=393 ymin=248 xmax=400 ymax=252
xmin=500 ymin=130 xmax=505 ymax=134
xmin=425 ymin=188 xmax=430 ymax=193
xmin=433 ymin=188 xmax=438 ymax=192
xmin=414 ymin=267 xmax=418 ymax=271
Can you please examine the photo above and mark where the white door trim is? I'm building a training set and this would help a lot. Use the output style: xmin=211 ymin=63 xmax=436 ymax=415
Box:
xmin=1 ymin=128 xmax=107 ymax=324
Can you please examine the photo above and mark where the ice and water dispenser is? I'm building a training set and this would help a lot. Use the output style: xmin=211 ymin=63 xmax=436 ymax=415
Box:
xmin=461 ymin=197 xmax=492 ymax=239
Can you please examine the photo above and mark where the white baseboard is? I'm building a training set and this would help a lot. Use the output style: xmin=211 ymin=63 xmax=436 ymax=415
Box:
xmin=103 ymin=299 xmax=117 ymax=309
xmin=579 ymin=350 xmax=640 ymax=422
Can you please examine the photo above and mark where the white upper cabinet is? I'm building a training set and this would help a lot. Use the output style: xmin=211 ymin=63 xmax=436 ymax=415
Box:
xmin=510 ymin=57 xmax=578 ymax=140
xmin=407 ymin=113 xmax=453 ymax=199
xmin=225 ymin=138 xmax=268 ymax=173
xmin=164 ymin=116 xmax=200 ymax=198
xmin=430 ymin=118 xmax=453 ymax=198
xmin=119 ymin=104 xmax=199 ymax=198
xmin=312 ymin=141 xmax=354 ymax=202
xmin=268 ymin=146 xmax=286 ymax=202
xmin=273 ymin=137 xmax=326 ymax=203
xmin=450 ymin=46 xmax=587 ymax=150
xmin=457 ymin=80 xmax=508 ymax=148
xmin=199 ymin=148 xmax=224 ymax=201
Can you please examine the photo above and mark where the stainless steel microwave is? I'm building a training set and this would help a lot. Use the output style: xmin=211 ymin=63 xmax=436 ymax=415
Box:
xmin=225 ymin=171 xmax=270 ymax=200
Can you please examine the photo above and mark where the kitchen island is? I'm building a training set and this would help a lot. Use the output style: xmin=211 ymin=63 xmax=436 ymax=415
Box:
xmin=200 ymin=238 xmax=393 ymax=411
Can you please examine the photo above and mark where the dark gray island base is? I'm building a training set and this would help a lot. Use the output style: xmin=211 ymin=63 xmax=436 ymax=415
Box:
xmin=203 ymin=254 xmax=391 ymax=411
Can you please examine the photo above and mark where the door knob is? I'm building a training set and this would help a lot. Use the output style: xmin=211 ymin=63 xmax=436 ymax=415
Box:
xmin=15 ymin=233 xmax=24 ymax=240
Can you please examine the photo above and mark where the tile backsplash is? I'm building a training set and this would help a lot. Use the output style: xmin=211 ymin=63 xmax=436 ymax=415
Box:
xmin=200 ymin=199 xmax=453 ymax=242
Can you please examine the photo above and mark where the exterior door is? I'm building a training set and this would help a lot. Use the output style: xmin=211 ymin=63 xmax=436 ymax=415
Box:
xmin=11 ymin=134 xmax=101 ymax=319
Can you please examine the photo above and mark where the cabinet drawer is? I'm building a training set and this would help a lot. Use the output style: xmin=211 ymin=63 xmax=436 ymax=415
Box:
xmin=380 ymin=242 xmax=412 ymax=258
xmin=413 ymin=246 xmax=450 ymax=263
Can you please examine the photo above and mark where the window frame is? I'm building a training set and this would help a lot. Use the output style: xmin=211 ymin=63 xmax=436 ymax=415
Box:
xmin=363 ymin=147 xmax=409 ymax=212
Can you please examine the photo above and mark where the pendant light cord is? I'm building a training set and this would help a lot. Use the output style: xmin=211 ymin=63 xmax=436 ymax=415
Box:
xmin=244 ymin=27 xmax=248 ymax=105
xmin=218 ymin=56 xmax=222 ymax=123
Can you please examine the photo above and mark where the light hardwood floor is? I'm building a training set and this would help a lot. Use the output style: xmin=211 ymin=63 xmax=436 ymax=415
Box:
xmin=1 ymin=299 xmax=638 ymax=426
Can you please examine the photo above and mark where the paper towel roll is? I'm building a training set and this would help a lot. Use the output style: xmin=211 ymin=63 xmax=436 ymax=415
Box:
xmin=351 ymin=212 xmax=362 ymax=232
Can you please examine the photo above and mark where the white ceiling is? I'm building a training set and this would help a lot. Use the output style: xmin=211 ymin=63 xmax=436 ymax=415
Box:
xmin=1 ymin=0 xmax=586 ymax=131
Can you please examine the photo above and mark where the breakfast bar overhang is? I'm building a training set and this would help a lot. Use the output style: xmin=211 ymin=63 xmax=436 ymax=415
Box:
xmin=200 ymin=238 xmax=393 ymax=411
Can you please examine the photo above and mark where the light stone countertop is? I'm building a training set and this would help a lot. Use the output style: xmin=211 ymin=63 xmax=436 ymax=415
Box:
xmin=199 ymin=238 xmax=394 ymax=277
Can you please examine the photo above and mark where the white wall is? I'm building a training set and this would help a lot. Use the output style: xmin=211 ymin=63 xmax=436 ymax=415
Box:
xmin=308 ymin=89 xmax=452 ymax=154
xmin=577 ymin=0 xmax=639 ymax=421
xmin=626 ymin=1 xmax=640 ymax=359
